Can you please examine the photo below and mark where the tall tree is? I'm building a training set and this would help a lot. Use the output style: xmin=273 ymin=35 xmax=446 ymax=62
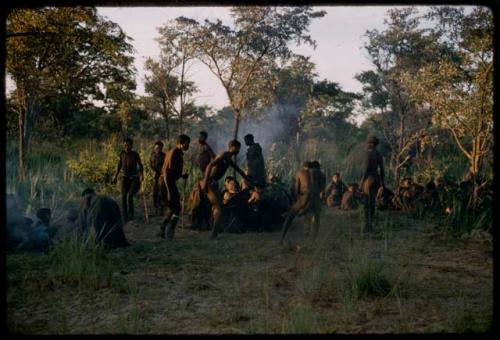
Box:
xmin=6 ymin=7 xmax=136 ymax=179
xmin=145 ymin=18 xmax=199 ymax=136
xmin=356 ymin=7 xmax=452 ymax=184
xmin=403 ymin=6 xmax=493 ymax=206
xmin=174 ymin=6 xmax=325 ymax=140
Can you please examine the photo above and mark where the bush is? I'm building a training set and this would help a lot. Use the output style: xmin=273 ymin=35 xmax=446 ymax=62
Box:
xmin=49 ymin=229 xmax=114 ymax=290
xmin=66 ymin=135 xmax=122 ymax=194
xmin=345 ymin=258 xmax=392 ymax=300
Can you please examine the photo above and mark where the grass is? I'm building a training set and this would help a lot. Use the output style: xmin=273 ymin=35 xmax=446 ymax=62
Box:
xmin=48 ymin=230 xmax=114 ymax=291
xmin=5 ymin=140 xmax=493 ymax=334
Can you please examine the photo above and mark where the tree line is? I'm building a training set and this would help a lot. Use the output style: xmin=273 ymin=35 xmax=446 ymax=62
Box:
xmin=6 ymin=6 xmax=493 ymax=207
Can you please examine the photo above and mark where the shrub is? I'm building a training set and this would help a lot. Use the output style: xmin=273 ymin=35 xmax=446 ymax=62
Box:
xmin=345 ymin=257 xmax=392 ymax=300
xmin=49 ymin=229 xmax=114 ymax=290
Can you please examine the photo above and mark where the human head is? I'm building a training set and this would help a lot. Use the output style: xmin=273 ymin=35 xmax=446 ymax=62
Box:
xmin=333 ymin=172 xmax=340 ymax=182
xmin=177 ymin=134 xmax=191 ymax=151
xmin=199 ymin=131 xmax=208 ymax=144
xmin=244 ymin=134 xmax=254 ymax=146
xmin=310 ymin=160 xmax=320 ymax=169
xmin=124 ymin=138 xmax=133 ymax=152
xmin=36 ymin=208 xmax=51 ymax=225
xmin=154 ymin=141 xmax=164 ymax=154
xmin=81 ymin=188 xmax=96 ymax=196
xmin=366 ymin=135 xmax=379 ymax=148
xmin=402 ymin=177 xmax=412 ymax=187
xmin=67 ymin=208 xmax=79 ymax=223
xmin=302 ymin=161 xmax=310 ymax=169
xmin=228 ymin=140 xmax=241 ymax=155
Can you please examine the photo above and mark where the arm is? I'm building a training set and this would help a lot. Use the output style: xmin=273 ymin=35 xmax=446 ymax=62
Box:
xmin=362 ymin=151 xmax=369 ymax=180
xmin=324 ymin=182 xmax=334 ymax=197
xmin=149 ymin=153 xmax=155 ymax=172
xmin=295 ymin=174 xmax=301 ymax=197
xmin=207 ymin=144 xmax=216 ymax=160
xmin=136 ymin=152 xmax=144 ymax=176
xmin=379 ymin=154 xmax=385 ymax=187
xmin=228 ymin=158 xmax=256 ymax=185
xmin=201 ymin=157 xmax=220 ymax=190
xmin=113 ymin=153 xmax=122 ymax=183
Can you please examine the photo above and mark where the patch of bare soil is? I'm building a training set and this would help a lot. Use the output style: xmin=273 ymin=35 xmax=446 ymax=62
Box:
xmin=6 ymin=207 xmax=493 ymax=334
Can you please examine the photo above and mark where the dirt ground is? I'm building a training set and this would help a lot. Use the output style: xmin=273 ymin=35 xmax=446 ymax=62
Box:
xmin=6 ymin=207 xmax=493 ymax=334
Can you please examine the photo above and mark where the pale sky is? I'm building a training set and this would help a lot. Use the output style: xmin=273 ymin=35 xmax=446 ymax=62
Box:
xmin=7 ymin=6 xmax=472 ymax=113
xmin=96 ymin=6 xmax=408 ymax=110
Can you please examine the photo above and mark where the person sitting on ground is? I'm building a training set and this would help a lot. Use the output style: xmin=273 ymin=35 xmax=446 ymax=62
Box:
xmin=78 ymin=188 xmax=130 ymax=249
xmin=340 ymin=183 xmax=363 ymax=210
xmin=324 ymin=172 xmax=347 ymax=208
xmin=393 ymin=177 xmax=412 ymax=210
xmin=223 ymin=176 xmax=242 ymax=205
xmin=375 ymin=185 xmax=395 ymax=210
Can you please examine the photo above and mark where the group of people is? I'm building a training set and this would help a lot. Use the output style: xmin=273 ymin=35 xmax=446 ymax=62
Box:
xmin=8 ymin=131 xmax=468 ymax=252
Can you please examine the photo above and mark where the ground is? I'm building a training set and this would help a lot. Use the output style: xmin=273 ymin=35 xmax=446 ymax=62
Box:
xmin=6 ymin=208 xmax=493 ymax=334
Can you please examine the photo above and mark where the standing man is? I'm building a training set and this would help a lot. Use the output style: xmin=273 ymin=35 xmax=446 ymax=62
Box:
xmin=197 ymin=131 xmax=216 ymax=174
xmin=361 ymin=135 xmax=385 ymax=232
xmin=201 ymin=140 xmax=254 ymax=239
xmin=158 ymin=134 xmax=191 ymax=240
xmin=244 ymin=134 xmax=266 ymax=187
xmin=113 ymin=138 xmax=144 ymax=222
xmin=280 ymin=162 xmax=321 ymax=245
xmin=150 ymin=141 xmax=166 ymax=216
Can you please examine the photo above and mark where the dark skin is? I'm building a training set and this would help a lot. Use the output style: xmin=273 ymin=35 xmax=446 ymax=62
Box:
xmin=201 ymin=145 xmax=255 ymax=238
xmin=201 ymin=145 xmax=253 ymax=190
xmin=361 ymin=141 xmax=385 ymax=231
xmin=198 ymin=133 xmax=216 ymax=173
xmin=293 ymin=167 xmax=314 ymax=198
xmin=162 ymin=141 xmax=190 ymax=187
xmin=158 ymin=140 xmax=190 ymax=239
xmin=280 ymin=164 xmax=320 ymax=244
xmin=362 ymin=142 xmax=385 ymax=188
xmin=112 ymin=141 xmax=144 ymax=184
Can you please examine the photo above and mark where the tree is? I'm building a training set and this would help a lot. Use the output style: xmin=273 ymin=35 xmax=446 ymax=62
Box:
xmin=144 ymin=18 xmax=199 ymax=137
xmin=174 ymin=6 xmax=325 ymax=141
xmin=6 ymin=7 xmax=136 ymax=179
xmin=268 ymin=55 xmax=317 ymax=147
xmin=356 ymin=7 xmax=451 ymax=184
xmin=402 ymin=6 xmax=493 ymax=206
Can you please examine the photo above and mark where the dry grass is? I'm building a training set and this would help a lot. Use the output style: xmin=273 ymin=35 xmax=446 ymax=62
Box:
xmin=6 ymin=208 xmax=493 ymax=334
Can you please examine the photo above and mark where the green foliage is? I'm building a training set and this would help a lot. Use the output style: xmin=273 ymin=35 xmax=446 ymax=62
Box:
xmin=444 ymin=187 xmax=492 ymax=235
xmin=175 ymin=6 xmax=326 ymax=138
xmin=6 ymin=141 xmax=80 ymax=217
xmin=345 ymin=257 xmax=393 ymax=300
xmin=48 ymin=230 xmax=114 ymax=291
xmin=66 ymin=135 xmax=122 ymax=195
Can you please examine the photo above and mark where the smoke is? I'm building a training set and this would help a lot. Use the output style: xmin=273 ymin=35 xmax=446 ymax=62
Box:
xmin=6 ymin=193 xmax=26 ymax=228
xmin=208 ymin=103 xmax=302 ymax=161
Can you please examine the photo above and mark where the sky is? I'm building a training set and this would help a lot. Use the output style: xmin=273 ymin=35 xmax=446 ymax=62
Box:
xmin=95 ymin=6 xmax=407 ymax=110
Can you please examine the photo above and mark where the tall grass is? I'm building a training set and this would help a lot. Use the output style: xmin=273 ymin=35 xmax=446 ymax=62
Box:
xmin=48 ymin=229 xmax=114 ymax=290
xmin=344 ymin=255 xmax=393 ymax=301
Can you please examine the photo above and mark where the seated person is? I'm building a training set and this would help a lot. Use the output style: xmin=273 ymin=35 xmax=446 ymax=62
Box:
xmin=393 ymin=177 xmax=412 ymax=210
xmin=341 ymin=183 xmax=363 ymax=210
xmin=376 ymin=186 xmax=396 ymax=210
xmin=324 ymin=173 xmax=347 ymax=208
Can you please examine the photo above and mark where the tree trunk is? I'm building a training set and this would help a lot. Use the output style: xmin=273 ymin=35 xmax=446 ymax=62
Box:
xmin=233 ymin=110 xmax=241 ymax=141
xmin=18 ymin=108 xmax=26 ymax=181
xmin=162 ymin=99 xmax=170 ymax=141
xmin=469 ymin=139 xmax=483 ymax=208
xmin=232 ymin=109 xmax=242 ymax=178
